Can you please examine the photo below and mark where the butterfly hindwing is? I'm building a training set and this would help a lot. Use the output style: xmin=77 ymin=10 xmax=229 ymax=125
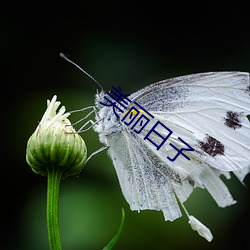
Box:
xmin=107 ymin=128 xmax=183 ymax=221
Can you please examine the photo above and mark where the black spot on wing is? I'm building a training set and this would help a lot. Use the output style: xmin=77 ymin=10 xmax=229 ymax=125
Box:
xmin=199 ymin=135 xmax=225 ymax=157
xmin=224 ymin=111 xmax=243 ymax=130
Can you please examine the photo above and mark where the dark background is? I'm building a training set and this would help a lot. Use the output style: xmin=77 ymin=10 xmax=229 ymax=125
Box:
xmin=2 ymin=1 xmax=250 ymax=250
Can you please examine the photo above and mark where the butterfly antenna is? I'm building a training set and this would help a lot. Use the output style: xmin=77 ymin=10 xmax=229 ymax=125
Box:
xmin=60 ymin=53 xmax=104 ymax=92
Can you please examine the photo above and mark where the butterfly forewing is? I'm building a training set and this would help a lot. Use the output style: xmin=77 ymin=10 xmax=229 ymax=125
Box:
xmin=128 ymin=72 xmax=250 ymax=172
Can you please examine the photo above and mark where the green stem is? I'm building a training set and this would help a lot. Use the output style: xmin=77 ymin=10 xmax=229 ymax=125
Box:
xmin=47 ymin=165 xmax=63 ymax=250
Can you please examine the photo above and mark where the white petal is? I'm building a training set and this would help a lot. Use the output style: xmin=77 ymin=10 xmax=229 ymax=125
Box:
xmin=39 ymin=95 xmax=71 ymax=125
xmin=188 ymin=215 xmax=213 ymax=242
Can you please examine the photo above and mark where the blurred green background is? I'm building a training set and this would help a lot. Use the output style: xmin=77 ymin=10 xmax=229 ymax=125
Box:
xmin=2 ymin=2 xmax=250 ymax=250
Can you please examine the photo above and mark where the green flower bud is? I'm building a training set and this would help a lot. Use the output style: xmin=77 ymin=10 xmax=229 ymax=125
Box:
xmin=26 ymin=95 xmax=87 ymax=178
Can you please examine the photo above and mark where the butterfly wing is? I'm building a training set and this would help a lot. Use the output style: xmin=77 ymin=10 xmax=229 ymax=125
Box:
xmin=128 ymin=72 xmax=250 ymax=173
xmin=106 ymin=128 xmax=182 ymax=221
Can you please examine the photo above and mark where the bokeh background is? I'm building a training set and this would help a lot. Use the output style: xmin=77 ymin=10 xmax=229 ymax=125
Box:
xmin=2 ymin=1 xmax=250 ymax=250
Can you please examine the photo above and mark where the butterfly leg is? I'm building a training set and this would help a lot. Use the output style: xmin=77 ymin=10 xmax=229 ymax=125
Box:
xmin=85 ymin=145 xmax=108 ymax=165
xmin=70 ymin=106 xmax=96 ymax=126
xmin=77 ymin=145 xmax=108 ymax=176
xmin=68 ymin=106 xmax=101 ymax=132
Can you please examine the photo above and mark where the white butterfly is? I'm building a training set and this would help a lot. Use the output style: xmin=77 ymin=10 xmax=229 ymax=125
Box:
xmin=59 ymin=53 xmax=250 ymax=242
xmin=87 ymin=71 xmax=250 ymax=241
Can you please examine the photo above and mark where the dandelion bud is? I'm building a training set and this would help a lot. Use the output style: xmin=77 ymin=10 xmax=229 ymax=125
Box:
xmin=26 ymin=95 xmax=87 ymax=178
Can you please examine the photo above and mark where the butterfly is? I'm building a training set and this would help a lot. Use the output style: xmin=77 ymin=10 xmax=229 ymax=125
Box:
xmin=91 ymin=72 xmax=250 ymax=241
xmin=60 ymin=55 xmax=250 ymax=241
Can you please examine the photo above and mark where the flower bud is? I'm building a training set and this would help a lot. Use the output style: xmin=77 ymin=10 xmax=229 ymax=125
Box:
xmin=26 ymin=95 xmax=87 ymax=178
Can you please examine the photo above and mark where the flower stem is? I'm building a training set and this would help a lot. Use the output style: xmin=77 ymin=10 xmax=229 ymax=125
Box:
xmin=47 ymin=165 xmax=63 ymax=250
